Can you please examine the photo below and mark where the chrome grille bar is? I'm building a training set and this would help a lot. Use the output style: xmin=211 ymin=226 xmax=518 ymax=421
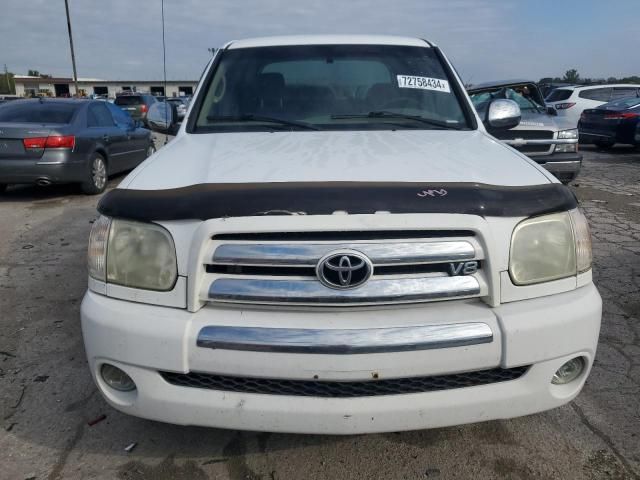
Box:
xmin=196 ymin=323 xmax=493 ymax=354
xmin=208 ymin=275 xmax=481 ymax=305
xmin=212 ymin=241 xmax=476 ymax=267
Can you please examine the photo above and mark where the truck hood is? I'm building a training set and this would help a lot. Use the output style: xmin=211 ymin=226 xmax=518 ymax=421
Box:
xmin=123 ymin=129 xmax=552 ymax=190
xmin=516 ymin=110 xmax=575 ymax=131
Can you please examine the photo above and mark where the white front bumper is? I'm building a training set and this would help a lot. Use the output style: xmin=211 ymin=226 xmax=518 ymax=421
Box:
xmin=81 ymin=284 xmax=601 ymax=434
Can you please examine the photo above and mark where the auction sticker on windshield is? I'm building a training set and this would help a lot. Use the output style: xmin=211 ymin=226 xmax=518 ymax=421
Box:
xmin=397 ymin=75 xmax=450 ymax=93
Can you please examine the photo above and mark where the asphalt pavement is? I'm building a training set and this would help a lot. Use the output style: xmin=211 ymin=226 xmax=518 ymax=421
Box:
xmin=1 ymin=145 xmax=639 ymax=480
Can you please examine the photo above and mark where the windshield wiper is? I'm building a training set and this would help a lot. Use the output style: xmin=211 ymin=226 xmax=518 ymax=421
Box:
xmin=331 ymin=111 xmax=464 ymax=130
xmin=206 ymin=114 xmax=321 ymax=131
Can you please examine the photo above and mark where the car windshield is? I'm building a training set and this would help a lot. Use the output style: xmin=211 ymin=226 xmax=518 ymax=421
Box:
xmin=469 ymin=86 xmax=544 ymax=114
xmin=0 ymin=101 xmax=79 ymax=124
xmin=194 ymin=44 xmax=471 ymax=132
xmin=114 ymin=96 xmax=143 ymax=106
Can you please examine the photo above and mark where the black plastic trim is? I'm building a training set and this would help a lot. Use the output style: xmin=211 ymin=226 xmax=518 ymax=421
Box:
xmin=159 ymin=366 xmax=530 ymax=398
xmin=97 ymin=181 xmax=577 ymax=222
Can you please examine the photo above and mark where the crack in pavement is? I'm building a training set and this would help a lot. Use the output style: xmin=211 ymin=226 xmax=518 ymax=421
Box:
xmin=570 ymin=402 xmax=640 ymax=479
xmin=47 ymin=420 xmax=85 ymax=480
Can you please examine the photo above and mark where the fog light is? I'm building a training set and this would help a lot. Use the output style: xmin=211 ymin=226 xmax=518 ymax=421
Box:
xmin=552 ymin=357 xmax=585 ymax=385
xmin=101 ymin=364 xmax=136 ymax=392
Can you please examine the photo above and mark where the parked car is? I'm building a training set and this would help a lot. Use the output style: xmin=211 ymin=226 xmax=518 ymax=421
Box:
xmin=166 ymin=96 xmax=191 ymax=120
xmin=578 ymin=96 xmax=640 ymax=148
xmin=0 ymin=98 xmax=155 ymax=194
xmin=82 ymin=35 xmax=600 ymax=434
xmin=0 ymin=95 xmax=21 ymax=105
xmin=545 ymin=84 xmax=640 ymax=127
xmin=468 ymin=80 xmax=581 ymax=183
xmin=113 ymin=93 xmax=157 ymax=126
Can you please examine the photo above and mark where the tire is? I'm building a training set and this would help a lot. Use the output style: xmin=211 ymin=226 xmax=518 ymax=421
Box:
xmin=594 ymin=140 xmax=614 ymax=149
xmin=0 ymin=184 xmax=7 ymax=194
xmin=81 ymin=153 xmax=108 ymax=195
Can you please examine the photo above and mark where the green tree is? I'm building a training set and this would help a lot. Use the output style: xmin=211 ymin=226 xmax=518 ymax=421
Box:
xmin=0 ymin=72 xmax=15 ymax=94
xmin=27 ymin=69 xmax=40 ymax=77
xmin=562 ymin=69 xmax=581 ymax=83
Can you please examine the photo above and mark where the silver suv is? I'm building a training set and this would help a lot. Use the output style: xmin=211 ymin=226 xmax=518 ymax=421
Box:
xmin=468 ymin=80 xmax=581 ymax=183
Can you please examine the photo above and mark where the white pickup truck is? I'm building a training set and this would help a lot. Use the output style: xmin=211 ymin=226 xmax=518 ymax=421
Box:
xmin=81 ymin=35 xmax=601 ymax=434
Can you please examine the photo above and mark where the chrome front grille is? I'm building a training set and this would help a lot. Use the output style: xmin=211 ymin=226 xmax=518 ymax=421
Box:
xmin=202 ymin=231 xmax=487 ymax=306
xmin=212 ymin=241 xmax=476 ymax=266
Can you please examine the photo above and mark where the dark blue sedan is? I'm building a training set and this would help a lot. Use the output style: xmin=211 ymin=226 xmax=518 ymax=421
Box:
xmin=579 ymin=96 xmax=640 ymax=148
xmin=0 ymin=99 xmax=155 ymax=194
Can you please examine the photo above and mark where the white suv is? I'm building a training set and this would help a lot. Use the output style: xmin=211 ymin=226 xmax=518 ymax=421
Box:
xmin=546 ymin=84 xmax=640 ymax=128
xmin=81 ymin=35 xmax=601 ymax=434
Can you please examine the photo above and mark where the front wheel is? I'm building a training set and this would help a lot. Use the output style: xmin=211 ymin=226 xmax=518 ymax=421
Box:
xmin=81 ymin=153 xmax=107 ymax=195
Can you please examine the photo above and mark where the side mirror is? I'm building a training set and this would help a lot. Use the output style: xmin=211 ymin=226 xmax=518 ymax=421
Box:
xmin=147 ymin=102 xmax=177 ymax=134
xmin=546 ymin=105 xmax=558 ymax=116
xmin=486 ymin=99 xmax=521 ymax=130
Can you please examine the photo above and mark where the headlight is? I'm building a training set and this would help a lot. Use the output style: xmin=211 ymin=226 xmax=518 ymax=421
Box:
xmin=88 ymin=216 xmax=178 ymax=291
xmin=509 ymin=209 xmax=592 ymax=285
xmin=557 ymin=129 xmax=578 ymax=139
xmin=554 ymin=143 xmax=577 ymax=153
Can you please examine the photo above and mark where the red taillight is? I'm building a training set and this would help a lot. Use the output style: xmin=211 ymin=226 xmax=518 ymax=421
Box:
xmin=140 ymin=104 xmax=148 ymax=113
xmin=45 ymin=135 xmax=75 ymax=148
xmin=604 ymin=112 xmax=639 ymax=120
xmin=23 ymin=137 xmax=47 ymax=149
xmin=555 ymin=103 xmax=576 ymax=110
xmin=23 ymin=135 xmax=75 ymax=150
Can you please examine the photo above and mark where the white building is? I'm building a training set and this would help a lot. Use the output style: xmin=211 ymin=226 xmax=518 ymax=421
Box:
xmin=13 ymin=75 xmax=197 ymax=98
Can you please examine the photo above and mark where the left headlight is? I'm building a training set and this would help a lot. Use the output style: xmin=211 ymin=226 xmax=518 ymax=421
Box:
xmin=555 ymin=129 xmax=579 ymax=153
xmin=557 ymin=129 xmax=578 ymax=139
xmin=509 ymin=209 xmax=592 ymax=286
xmin=88 ymin=215 xmax=178 ymax=291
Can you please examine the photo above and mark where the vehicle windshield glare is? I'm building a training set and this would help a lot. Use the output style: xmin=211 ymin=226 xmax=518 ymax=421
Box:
xmin=194 ymin=44 xmax=471 ymax=132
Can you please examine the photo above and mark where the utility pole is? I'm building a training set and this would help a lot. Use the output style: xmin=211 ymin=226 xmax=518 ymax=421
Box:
xmin=64 ymin=0 xmax=79 ymax=97
xmin=3 ymin=64 xmax=10 ymax=93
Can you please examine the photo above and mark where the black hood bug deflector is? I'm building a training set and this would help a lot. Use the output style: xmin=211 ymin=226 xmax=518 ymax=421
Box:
xmin=97 ymin=182 xmax=578 ymax=222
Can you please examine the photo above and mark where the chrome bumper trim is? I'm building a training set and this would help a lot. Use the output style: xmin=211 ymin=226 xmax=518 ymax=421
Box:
xmin=212 ymin=241 xmax=476 ymax=267
xmin=503 ymin=138 xmax=577 ymax=146
xmin=208 ymin=275 xmax=481 ymax=305
xmin=196 ymin=322 xmax=493 ymax=354
xmin=541 ymin=160 xmax=582 ymax=172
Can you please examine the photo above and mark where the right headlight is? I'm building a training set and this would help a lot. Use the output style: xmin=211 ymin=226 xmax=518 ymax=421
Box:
xmin=509 ymin=209 xmax=592 ymax=286
xmin=88 ymin=216 xmax=178 ymax=291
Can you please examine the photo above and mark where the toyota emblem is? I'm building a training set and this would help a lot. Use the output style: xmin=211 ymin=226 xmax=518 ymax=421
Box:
xmin=316 ymin=250 xmax=373 ymax=289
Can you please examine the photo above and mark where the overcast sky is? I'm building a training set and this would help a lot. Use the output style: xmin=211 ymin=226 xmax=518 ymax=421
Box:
xmin=1 ymin=0 xmax=638 ymax=83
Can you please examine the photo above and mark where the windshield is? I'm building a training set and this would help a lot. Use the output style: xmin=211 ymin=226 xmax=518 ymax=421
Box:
xmin=193 ymin=44 xmax=471 ymax=132
xmin=0 ymin=101 xmax=79 ymax=124
xmin=114 ymin=96 xmax=144 ymax=106
xmin=469 ymin=86 xmax=544 ymax=114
